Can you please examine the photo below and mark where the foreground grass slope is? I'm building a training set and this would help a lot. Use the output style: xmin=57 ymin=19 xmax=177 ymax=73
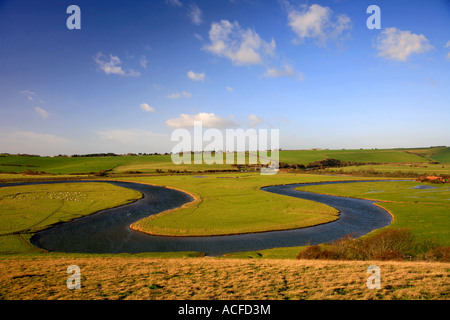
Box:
xmin=0 ymin=256 xmax=448 ymax=300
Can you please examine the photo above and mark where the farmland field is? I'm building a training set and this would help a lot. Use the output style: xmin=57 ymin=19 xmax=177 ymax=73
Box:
xmin=296 ymin=181 xmax=450 ymax=245
xmin=0 ymin=182 xmax=142 ymax=253
xmin=1 ymin=146 xmax=448 ymax=176
xmin=0 ymin=148 xmax=449 ymax=301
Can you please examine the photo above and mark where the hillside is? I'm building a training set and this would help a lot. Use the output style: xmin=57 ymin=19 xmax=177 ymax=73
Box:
xmin=0 ymin=147 xmax=445 ymax=176
xmin=0 ymin=256 xmax=448 ymax=300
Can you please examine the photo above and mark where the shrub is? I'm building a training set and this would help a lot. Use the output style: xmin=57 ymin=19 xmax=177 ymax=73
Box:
xmin=421 ymin=247 xmax=450 ymax=262
xmin=365 ymin=228 xmax=416 ymax=258
xmin=296 ymin=228 xmax=447 ymax=261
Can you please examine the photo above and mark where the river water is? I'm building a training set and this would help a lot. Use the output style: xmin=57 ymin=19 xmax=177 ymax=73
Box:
xmin=0 ymin=179 xmax=395 ymax=256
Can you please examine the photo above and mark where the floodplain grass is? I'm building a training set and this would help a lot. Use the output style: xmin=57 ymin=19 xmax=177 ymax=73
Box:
xmin=123 ymin=173 xmax=381 ymax=237
xmin=296 ymin=181 xmax=450 ymax=246
xmin=0 ymin=256 xmax=448 ymax=300
xmin=0 ymin=182 xmax=143 ymax=253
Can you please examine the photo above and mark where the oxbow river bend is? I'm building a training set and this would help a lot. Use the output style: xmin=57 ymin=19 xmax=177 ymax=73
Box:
xmin=0 ymin=180 xmax=397 ymax=256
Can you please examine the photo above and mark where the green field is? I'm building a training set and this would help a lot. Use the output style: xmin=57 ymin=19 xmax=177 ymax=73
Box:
xmin=406 ymin=146 xmax=450 ymax=163
xmin=327 ymin=163 xmax=450 ymax=175
xmin=296 ymin=181 xmax=450 ymax=245
xmin=1 ymin=146 xmax=447 ymax=176
xmin=125 ymin=173 xmax=371 ymax=236
xmin=280 ymin=149 xmax=430 ymax=165
xmin=0 ymin=182 xmax=142 ymax=253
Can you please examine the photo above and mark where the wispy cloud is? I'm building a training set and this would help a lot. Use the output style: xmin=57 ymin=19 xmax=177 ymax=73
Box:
xmin=226 ymin=86 xmax=233 ymax=93
xmin=187 ymin=70 xmax=205 ymax=81
xmin=140 ymin=55 xmax=148 ymax=69
xmin=375 ymin=27 xmax=433 ymax=62
xmin=263 ymin=64 xmax=305 ymax=81
xmin=166 ymin=112 xmax=238 ymax=129
xmin=140 ymin=103 xmax=155 ymax=112
xmin=35 ymin=107 xmax=49 ymax=119
xmin=188 ymin=3 xmax=203 ymax=25
xmin=165 ymin=0 xmax=182 ymax=7
xmin=203 ymin=19 xmax=276 ymax=66
xmin=248 ymin=114 xmax=264 ymax=128
xmin=94 ymin=53 xmax=140 ymax=77
xmin=287 ymin=3 xmax=351 ymax=46
xmin=168 ymin=91 xmax=191 ymax=99
xmin=445 ymin=41 xmax=450 ymax=60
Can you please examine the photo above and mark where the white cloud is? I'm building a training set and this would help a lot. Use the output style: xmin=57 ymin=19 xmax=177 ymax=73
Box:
xmin=188 ymin=3 xmax=203 ymax=25
xmin=140 ymin=103 xmax=155 ymax=112
xmin=445 ymin=41 xmax=450 ymax=60
xmin=35 ymin=107 xmax=49 ymax=119
xmin=226 ymin=86 xmax=233 ymax=93
xmin=20 ymin=90 xmax=36 ymax=96
xmin=263 ymin=65 xmax=305 ymax=81
xmin=166 ymin=112 xmax=238 ymax=129
xmin=153 ymin=83 xmax=163 ymax=90
xmin=167 ymin=93 xmax=181 ymax=99
xmin=203 ymin=19 xmax=276 ymax=66
xmin=248 ymin=114 xmax=264 ymax=128
xmin=194 ymin=33 xmax=204 ymax=41
xmin=167 ymin=91 xmax=191 ymax=99
xmin=165 ymin=0 xmax=182 ymax=7
xmin=375 ymin=27 xmax=433 ymax=62
xmin=140 ymin=55 xmax=148 ymax=69
xmin=287 ymin=4 xmax=351 ymax=46
xmin=94 ymin=53 xmax=140 ymax=77
xmin=187 ymin=70 xmax=205 ymax=81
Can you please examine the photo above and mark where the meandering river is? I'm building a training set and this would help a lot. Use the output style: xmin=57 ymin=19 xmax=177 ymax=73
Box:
xmin=1 ymin=179 xmax=395 ymax=256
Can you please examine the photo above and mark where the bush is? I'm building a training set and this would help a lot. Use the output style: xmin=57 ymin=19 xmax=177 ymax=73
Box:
xmin=296 ymin=228 xmax=447 ymax=261
xmin=421 ymin=247 xmax=450 ymax=262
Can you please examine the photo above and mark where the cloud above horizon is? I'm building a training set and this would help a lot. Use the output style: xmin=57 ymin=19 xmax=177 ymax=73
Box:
xmin=94 ymin=53 xmax=140 ymax=77
xmin=35 ymin=107 xmax=49 ymax=119
xmin=263 ymin=64 xmax=305 ymax=81
xmin=166 ymin=112 xmax=239 ymax=129
xmin=203 ymin=19 xmax=276 ymax=66
xmin=188 ymin=3 xmax=203 ymax=26
xmin=445 ymin=41 xmax=450 ymax=60
xmin=375 ymin=27 xmax=433 ymax=62
xmin=140 ymin=103 xmax=155 ymax=112
xmin=287 ymin=3 xmax=351 ymax=46
xmin=187 ymin=70 xmax=205 ymax=81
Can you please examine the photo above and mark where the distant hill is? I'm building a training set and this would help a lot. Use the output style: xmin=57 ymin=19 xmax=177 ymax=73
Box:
xmin=0 ymin=147 xmax=447 ymax=175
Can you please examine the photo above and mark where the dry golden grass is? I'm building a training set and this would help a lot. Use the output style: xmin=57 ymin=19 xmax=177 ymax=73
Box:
xmin=0 ymin=256 xmax=448 ymax=300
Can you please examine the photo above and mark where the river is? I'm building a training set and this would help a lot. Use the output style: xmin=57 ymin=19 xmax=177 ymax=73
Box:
xmin=0 ymin=179 xmax=395 ymax=256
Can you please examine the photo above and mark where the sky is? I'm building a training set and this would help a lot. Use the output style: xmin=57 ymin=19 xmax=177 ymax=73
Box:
xmin=0 ymin=0 xmax=449 ymax=156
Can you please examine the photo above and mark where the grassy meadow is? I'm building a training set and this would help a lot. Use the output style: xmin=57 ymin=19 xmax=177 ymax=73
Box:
xmin=0 ymin=183 xmax=142 ymax=254
xmin=0 ymin=147 xmax=449 ymax=300
xmin=0 ymin=256 xmax=448 ymax=300
xmin=1 ymin=146 xmax=448 ymax=176
xmin=296 ymin=181 xmax=450 ymax=245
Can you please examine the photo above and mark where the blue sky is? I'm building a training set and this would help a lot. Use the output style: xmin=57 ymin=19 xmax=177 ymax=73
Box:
xmin=0 ymin=0 xmax=449 ymax=155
